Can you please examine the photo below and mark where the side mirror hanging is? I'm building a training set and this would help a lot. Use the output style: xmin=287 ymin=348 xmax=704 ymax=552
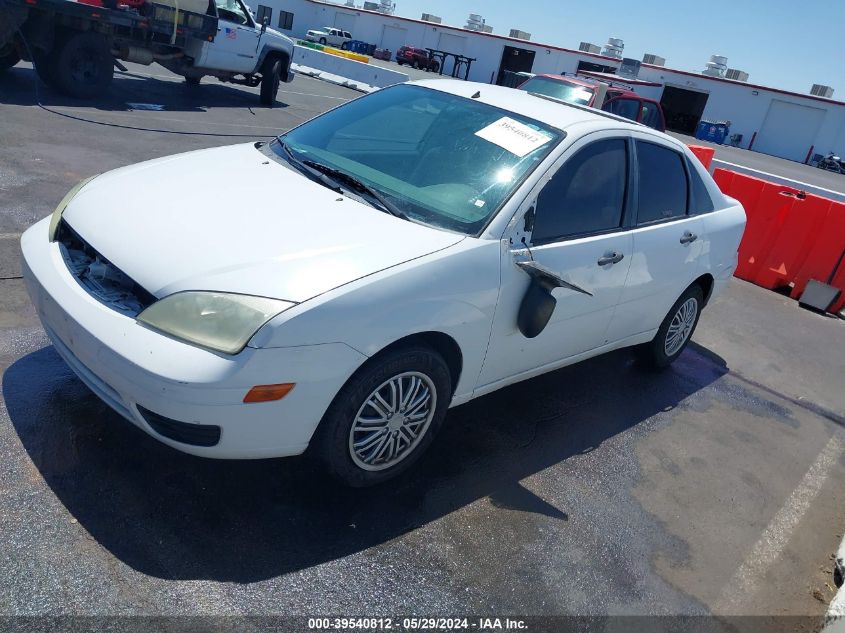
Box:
xmin=515 ymin=260 xmax=593 ymax=339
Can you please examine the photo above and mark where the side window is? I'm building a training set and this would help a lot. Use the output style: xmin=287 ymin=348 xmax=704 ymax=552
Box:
xmin=635 ymin=141 xmax=688 ymax=224
xmin=686 ymin=158 xmax=716 ymax=214
xmin=277 ymin=10 xmax=293 ymax=30
xmin=640 ymin=102 xmax=661 ymax=129
xmin=604 ymin=98 xmax=640 ymax=122
xmin=532 ymin=138 xmax=628 ymax=243
xmin=255 ymin=4 xmax=271 ymax=25
xmin=215 ymin=0 xmax=250 ymax=24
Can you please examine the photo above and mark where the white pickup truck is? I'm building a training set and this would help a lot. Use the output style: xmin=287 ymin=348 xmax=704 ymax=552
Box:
xmin=0 ymin=0 xmax=295 ymax=105
xmin=305 ymin=26 xmax=352 ymax=49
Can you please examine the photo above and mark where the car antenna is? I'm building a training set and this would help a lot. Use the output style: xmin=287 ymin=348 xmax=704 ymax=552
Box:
xmin=471 ymin=91 xmax=481 ymax=99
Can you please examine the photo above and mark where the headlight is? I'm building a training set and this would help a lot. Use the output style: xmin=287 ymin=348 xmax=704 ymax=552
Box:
xmin=49 ymin=175 xmax=98 ymax=241
xmin=137 ymin=291 xmax=295 ymax=355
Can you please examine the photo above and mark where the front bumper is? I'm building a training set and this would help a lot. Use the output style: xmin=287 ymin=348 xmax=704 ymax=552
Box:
xmin=20 ymin=217 xmax=367 ymax=459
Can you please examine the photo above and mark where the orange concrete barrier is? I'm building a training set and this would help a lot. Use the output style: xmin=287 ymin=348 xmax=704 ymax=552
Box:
xmin=714 ymin=167 xmax=845 ymax=314
xmin=687 ymin=145 xmax=715 ymax=170
xmin=788 ymin=198 xmax=843 ymax=300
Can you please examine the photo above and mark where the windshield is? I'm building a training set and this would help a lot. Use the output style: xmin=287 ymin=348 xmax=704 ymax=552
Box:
xmin=519 ymin=77 xmax=595 ymax=106
xmin=274 ymin=84 xmax=563 ymax=234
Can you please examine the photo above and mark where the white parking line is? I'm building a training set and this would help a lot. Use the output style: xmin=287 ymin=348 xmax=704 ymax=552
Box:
xmin=715 ymin=435 xmax=844 ymax=613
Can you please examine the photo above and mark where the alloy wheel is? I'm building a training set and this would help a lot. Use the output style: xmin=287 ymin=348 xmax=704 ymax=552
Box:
xmin=348 ymin=371 xmax=436 ymax=471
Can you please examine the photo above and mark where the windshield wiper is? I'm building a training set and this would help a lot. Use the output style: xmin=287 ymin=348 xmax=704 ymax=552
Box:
xmin=276 ymin=138 xmax=344 ymax=194
xmin=301 ymin=159 xmax=409 ymax=221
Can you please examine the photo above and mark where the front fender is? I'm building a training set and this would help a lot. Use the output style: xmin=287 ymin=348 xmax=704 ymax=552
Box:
xmin=250 ymin=239 xmax=502 ymax=402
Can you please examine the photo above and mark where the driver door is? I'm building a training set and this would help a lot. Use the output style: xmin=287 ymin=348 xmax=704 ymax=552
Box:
xmin=477 ymin=133 xmax=634 ymax=389
xmin=203 ymin=0 xmax=259 ymax=73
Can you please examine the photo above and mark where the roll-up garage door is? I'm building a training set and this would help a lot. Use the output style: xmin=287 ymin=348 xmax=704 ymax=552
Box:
xmin=333 ymin=12 xmax=357 ymax=34
xmin=754 ymin=100 xmax=826 ymax=162
xmin=437 ymin=32 xmax=466 ymax=55
xmin=379 ymin=25 xmax=407 ymax=52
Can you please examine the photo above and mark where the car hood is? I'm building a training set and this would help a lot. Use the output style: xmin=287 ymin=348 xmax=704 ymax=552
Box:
xmin=62 ymin=143 xmax=464 ymax=303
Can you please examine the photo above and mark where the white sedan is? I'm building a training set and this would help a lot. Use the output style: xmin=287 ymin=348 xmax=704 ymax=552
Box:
xmin=21 ymin=80 xmax=745 ymax=486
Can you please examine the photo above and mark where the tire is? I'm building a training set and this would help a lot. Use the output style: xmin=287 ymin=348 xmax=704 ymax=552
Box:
xmin=319 ymin=37 xmax=327 ymax=45
xmin=313 ymin=345 xmax=452 ymax=487
xmin=340 ymin=42 xmax=348 ymax=50
xmin=259 ymin=56 xmax=281 ymax=107
xmin=184 ymin=75 xmax=201 ymax=86
xmin=53 ymin=32 xmax=114 ymax=99
xmin=32 ymin=48 xmax=61 ymax=89
xmin=0 ymin=45 xmax=20 ymax=71
xmin=413 ymin=60 xmax=421 ymax=70
xmin=638 ymin=284 xmax=705 ymax=369
xmin=431 ymin=61 xmax=440 ymax=73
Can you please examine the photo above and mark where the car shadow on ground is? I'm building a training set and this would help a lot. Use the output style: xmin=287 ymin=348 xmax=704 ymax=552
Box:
xmin=0 ymin=64 xmax=290 ymax=111
xmin=3 ymin=342 xmax=727 ymax=583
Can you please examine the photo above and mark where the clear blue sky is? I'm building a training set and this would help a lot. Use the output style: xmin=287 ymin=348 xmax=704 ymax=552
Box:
xmin=381 ymin=0 xmax=841 ymax=95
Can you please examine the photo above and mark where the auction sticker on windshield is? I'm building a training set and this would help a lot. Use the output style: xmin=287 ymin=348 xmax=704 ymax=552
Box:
xmin=475 ymin=117 xmax=553 ymax=157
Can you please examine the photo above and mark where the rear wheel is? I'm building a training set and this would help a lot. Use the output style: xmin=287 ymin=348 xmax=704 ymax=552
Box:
xmin=53 ymin=32 xmax=114 ymax=98
xmin=638 ymin=285 xmax=704 ymax=369
xmin=259 ymin=56 xmax=281 ymax=107
xmin=0 ymin=44 xmax=20 ymax=71
xmin=313 ymin=345 xmax=452 ymax=487
xmin=184 ymin=75 xmax=201 ymax=86
xmin=318 ymin=37 xmax=327 ymax=45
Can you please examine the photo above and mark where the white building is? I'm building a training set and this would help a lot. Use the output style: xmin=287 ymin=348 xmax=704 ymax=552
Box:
xmin=264 ymin=0 xmax=845 ymax=163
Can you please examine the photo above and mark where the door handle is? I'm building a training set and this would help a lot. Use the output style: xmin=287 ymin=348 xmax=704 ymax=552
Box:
xmin=597 ymin=252 xmax=624 ymax=266
xmin=680 ymin=231 xmax=698 ymax=244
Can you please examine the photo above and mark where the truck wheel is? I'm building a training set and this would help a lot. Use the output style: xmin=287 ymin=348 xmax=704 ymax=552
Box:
xmin=259 ymin=56 xmax=281 ymax=107
xmin=54 ymin=32 xmax=114 ymax=99
xmin=319 ymin=37 xmax=327 ymax=45
xmin=0 ymin=45 xmax=20 ymax=71
xmin=184 ymin=76 xmax=202 ymax=86
xmin=32 ymin=49 xmax=61 ymax=89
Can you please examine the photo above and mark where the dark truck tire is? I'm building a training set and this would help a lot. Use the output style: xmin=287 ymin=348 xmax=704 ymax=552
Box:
xmin=184 ymin=76 xmax=202 ymax=86
xmin=0 ymin=45 xmax=21 ymax=71
xmin=31 ymin=48 xmax=62 ymax=89
xmin=259 ymin=56 xmax=281 ymax=107
xmin=53 ymin=32 xmax=114 ymax=99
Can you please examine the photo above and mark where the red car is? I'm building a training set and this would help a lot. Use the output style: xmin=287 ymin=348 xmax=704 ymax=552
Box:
xmin=395 ymin=46 xmax=440 ymax=72
xmin=517 ymin=74 xmax=666 ymax=132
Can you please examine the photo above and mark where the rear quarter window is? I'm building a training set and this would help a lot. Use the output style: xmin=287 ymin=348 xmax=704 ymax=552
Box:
xmin=686 ymin=157 xmax=716 ymax=214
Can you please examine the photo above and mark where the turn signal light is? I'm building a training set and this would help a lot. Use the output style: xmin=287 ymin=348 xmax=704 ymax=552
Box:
xmin=243 ymin=383 xmax=295 ymax=403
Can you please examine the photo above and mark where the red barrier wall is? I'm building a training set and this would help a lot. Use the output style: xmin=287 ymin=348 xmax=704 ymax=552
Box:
xmin=688 ymin=145 xmax=716 ymax=170
xmin=713 ymin=168 xmax=845 ymax=314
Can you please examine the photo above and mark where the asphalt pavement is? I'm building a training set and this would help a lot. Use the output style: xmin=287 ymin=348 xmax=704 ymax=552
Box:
xmin=1 ymin=61 xmax=844 ymax=630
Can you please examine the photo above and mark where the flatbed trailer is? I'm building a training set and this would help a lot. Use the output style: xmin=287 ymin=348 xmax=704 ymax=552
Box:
xmin=0 ymin=0 xmax=216 ymax=96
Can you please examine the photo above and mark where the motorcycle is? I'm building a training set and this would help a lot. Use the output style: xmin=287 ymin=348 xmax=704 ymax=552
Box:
xmin=817 ymin=152 xmax=844 ymax=174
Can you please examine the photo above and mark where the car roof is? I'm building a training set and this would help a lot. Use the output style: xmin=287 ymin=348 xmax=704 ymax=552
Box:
xmin=410 ymin=79 xmax=644 ymax=133
xmin=530 ymin=74 xmax=596 ymax=89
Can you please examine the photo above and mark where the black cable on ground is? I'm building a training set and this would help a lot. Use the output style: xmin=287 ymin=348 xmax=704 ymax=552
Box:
xmin=15 ymin=28 xmax=276 ymax=139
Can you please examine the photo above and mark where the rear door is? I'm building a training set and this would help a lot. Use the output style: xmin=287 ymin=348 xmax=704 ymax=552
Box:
xmin=606 ymin=135 xmax=707 ymax=342
xmin=477 ymin=133 xmax=634 ymax=388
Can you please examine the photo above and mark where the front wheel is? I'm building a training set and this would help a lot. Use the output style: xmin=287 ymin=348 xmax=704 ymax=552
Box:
xmin=313 ymin=345 xmax=452 ymax=487
xmin=638 ymin=285 xmax=704 ymax=369
xmin=259 ymin=57 xmax=281 ymax=106
xmin=319 ymin=37 xmax=327 ymax=45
